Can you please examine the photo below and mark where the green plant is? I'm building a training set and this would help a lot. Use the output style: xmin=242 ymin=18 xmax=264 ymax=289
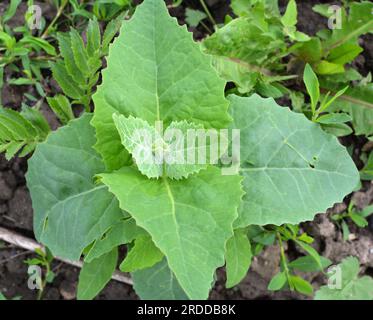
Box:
xmin=315 ymin=256 xmax=373 ymax=300
xmin=332 ymin=202 xmax=373 ymax=241
xmin=0 ymin=104 xmax=50 ymax=159
xmin=25 ymin=0 xmax=359 ymax=300
xmin=24 ymin=248 xmax=55 ymax=300
xmin=48 ymin=14 xmax=125 ymax=115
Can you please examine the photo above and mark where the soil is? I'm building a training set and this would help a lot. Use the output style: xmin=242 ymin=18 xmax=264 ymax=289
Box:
xmin=0 ymin=0 xmax=372 ymax=300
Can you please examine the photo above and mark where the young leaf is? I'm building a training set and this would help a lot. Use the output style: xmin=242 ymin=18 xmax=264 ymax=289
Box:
xmin=185 ymin=8 xmax=207 ymax=27
xmin=229 ymin=94 xmax=359 ymax=227
xmin=349 ymin=213 xmax=368 ymax=228
xmin=132 ymin=258 xmax=188 ymax=300
xmin=281 ymin=0 xmax=297 ymax=27
xmin=26 ymin=115 xmax=124 ymax=260
xmin=46 ymin=95 xmax=74 ymax=124
xmin=289 ymin=255 xmax=332 ymax=272
xmin=99 ymin=166 xmax=243 ymax=300
xmin=77 ymin=248 xmax=118 ymax=300
xmin=315 ymin=257 xmax=373 ymax=300
xmin=316 ymin=113 xmax=352 ymax=125
xmin=268 ymin=272 xmax=287 ymax=291
xmin=50 ymin=61 xmax=84 ymax=99
xmin=70 ymin=28 xmax=90 ymax=76
xmin=303 ymin=64 xmax=320 ymax=114
xmin=86 ymin=19 xmax=101 ymax=57
xmin=289 ymin=275 xmax=313 ymax=296
xmin=225 ymin=229 xmax=252 ymax=288
xmin=113 ymin=114 xmax=208 ymax=179
xmin=120 ymin=234 xmax=164 ymax=272
xmin=92 ymin=0 xmax=231 ymax=171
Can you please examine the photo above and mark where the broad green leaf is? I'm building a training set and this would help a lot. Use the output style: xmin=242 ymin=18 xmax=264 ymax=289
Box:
xmin=229 ymin=94 xmax=359 ymax=226
xmin=315 ymin=257 xmax=373 ymax=300
xmin=289 ymin=255 xmax=332 ymax=272
xmin=303 ymin=64 xmax=319 ymax=113
xmin=132 ymin=258 xmax=188 ymax=300
xmin=225 ymin=229 xmax=252 ymax=288
xmin=120 ymin=234 xmax=163 ymax=272
xmin=268 ymin=271 xmax=287 ymax=291
xmin=113 ymin=114 xmax=209 ymax=179
xmin=281 ymin=0 xmax=297 ymax=27
xmin=99 ymin=166 xmax=243 ymax=299
xmin=85 ymin=218 xmax=144 ymax=262
xmin=26 ymin=115 xmax=124 ymax=260
xmin=92 ymin=0 xmax=230 ymax=170
xmin=77 ymin=248 xmax=118 ymax=300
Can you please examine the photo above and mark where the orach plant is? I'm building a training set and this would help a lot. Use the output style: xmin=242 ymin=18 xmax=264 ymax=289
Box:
xmin=26 ymin=0 xmax=359 ymax=300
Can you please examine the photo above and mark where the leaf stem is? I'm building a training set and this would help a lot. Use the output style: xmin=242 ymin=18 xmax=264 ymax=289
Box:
xmin=199 ymin=0 xmax=217 ymax=28
xmin=41 ymin=0 xmax=68 ymax=39
xmin=277 ymin=232 xmax=293 ymax=290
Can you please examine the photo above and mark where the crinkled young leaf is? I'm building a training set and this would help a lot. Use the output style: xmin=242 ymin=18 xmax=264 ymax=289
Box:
xmin=225 ymin=229 xmax=252 ymax=288
xmin=132 ymin=258 xmax=188 ymax=300
xmin=26 ymin=115 xmax=124 ymax=260
xmin=120 ymin=234 xmax=163 ymax=272
xmin=315 ymin=257 xmax=373 ymax=300
xmin=77 ymin=248 xmax=118 ymax=300
xmin=113 ymin=114 xmax=208 ymax=179
xmin=99 ymin=166 xmax=243 ymax=299
xmin=92 ymin=0 xmax=230 ymax=171
xmin=229 ymin=94 xmax=359 ymax=226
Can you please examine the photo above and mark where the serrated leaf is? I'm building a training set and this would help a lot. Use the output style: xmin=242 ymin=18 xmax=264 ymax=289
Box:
xmin=86 ymin=19 xmax=101 ymax=57
xmin=57 ymin=33 xmax=86 ymax=85
xmin=225 ymin=229 xmax=252 ymax=288
xmin=99 ymin=166 xmax=243 ymax=299
xmin=120 ymin=234 xmax=163 ymax=272
xmin=77 ymin=248 xmax=118 ymax=300
xmin=132 ymin=258 xmax=188 ymax=300
xmin=229 ymin=94 xmax=359 ymax=226
xmin=70 ymin=28 xmax=90 ymax=76
xmin=85 ymin=218 xmax=144 ymax=262
xmin=92 ymin=0 xmax=230 ymax=171
xmin=315 ymin=257 xmax=373 ymax=300
xmin=113 ymin=114 xmax=209 ymax=179
xmin=51 ymin=61 xmax=84 ymax=99
xmin=47 ymin=95 xmax=74 ymax=125
xmin=26 ymin=115 xmax=124 ymax=260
